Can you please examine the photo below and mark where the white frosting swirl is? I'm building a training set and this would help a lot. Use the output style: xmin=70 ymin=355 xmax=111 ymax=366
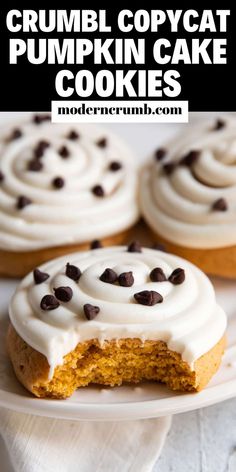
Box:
xmin=140 ymin=115 xmax=236 ymax=248
xmin=9 ymin=246 xmax=226 ymax=376
xmin=0 ymin=118 xmax=138 ymax=251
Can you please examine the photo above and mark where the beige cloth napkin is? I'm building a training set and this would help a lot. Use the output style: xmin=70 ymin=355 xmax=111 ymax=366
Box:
xmin=0 ymin=408 xmax=171 ymax=472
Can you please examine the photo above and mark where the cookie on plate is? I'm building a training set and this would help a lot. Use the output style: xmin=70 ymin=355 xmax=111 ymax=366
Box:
xmin=0 ymin=115 xmax=139 ymax=276
xmin=7 ymin=244 xmax=226 ymax=398
xmin=140 ymin=115 xmax=236 ymax=277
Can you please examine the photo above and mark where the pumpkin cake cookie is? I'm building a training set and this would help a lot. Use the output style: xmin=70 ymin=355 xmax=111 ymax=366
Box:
xmin=140 ymin=115 xmax=236 ymax=277
xmin=0 ymin=115 xmax=139 ymax=276
xmin=7 ymin=244 xmax=226 ymax=398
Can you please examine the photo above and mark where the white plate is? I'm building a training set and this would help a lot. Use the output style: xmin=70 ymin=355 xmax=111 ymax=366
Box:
xmin=0 ymin=277 xmax=236 ymax=421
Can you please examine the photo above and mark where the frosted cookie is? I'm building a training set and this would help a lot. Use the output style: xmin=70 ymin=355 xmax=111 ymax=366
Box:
xmin=0 ymin=115 xmax=139 ymax=276
xmin=7 ymin=244 xmax=226 ymax=398
xmin=140 ymin=115 xmax=236 ymax=277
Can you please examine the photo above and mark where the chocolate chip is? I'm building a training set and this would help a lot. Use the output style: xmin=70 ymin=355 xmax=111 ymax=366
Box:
xmin=163 ymin=163 xmax=176 ymax=175
xmin=168 ymin=268 xmax=185 ymax=285
xmin=92 ymin=185 xmax=104 ymax=197
xmin=0 ymin=171 xmax=4 ymax=182
xmin=212 ymin=198 xmax=228 ymax=212
xmin=33 ymin=114 xmax=51 ymax=125
xmin=91 ymin=240 xmax=103 ymax=249
xmin=67 ymin=130 xmax=79 ymax=140
xmin=54 ymin=286 xmax=73 ymax=302
xmin=100 ymin=268 xmax=117 ymax=284
xmin=96 ymin=138 xmax=107 ymax=148
xmin=40 ymin=294 xmax=60 ymax=310
xmin=134 ymin=290 xmax=163 ymax=306
xmin=109 ymin=161 xmax=122 ymax=172
xmin=66 ymin=263 xmax=81 ymax=282
xmin=34 ymin=147 xmax=44 ymax=159
xmin=127 ymin=241 xmax=142 ymax=253
xmin=52 ymin=177 xmax=65 ymax=189
xmin=34 ymin=140 xmax=50 ymax=158
xmin=152 ymin=243 xmax=166 ymax=252
xmin=118 ymin=271 xmax=134 ymax=287
xmin=150 ymin=268 xmax=167 ymax=282
xmin=39 ymin=140 xmax=50 ymax=149
xmin=33 ymin=268 xmax=50 ymax=284
xmin=58 ymin=145 xmax=70 ymax=158
xmin=180 ymin=150 xmax=200 ymax=166
xmin=155 ymin=148 xmax=166 ymax=161
xmin=8 ymin=128 xmax=22 ymax=141
xmin=16 ymin=195 xmax=32 ymax=209
xmin=28 ymin=159 xmax=43 ymax=172
xmin=84 ymin=303 xmax=100 ymax=320
xmin=213 ymin=119 xmax=225 ymax=131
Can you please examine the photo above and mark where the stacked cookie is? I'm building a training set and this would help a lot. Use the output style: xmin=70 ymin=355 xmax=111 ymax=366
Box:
xmin=140 ymin=115 xmax=236 ymax=277
xmin=8 ymin=244 xmax=226 ymax=398
xmin=0 ymin=115 xmax=139 ymax=276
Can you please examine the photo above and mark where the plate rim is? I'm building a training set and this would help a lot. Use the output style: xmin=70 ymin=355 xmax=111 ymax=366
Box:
xmin=1 ymin=377 xmax=236 ymax=421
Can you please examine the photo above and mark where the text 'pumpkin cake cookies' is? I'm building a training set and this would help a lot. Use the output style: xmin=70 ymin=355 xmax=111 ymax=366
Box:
xmin=7 ymin=244 xmax=226 ymax=398
xmin=0 ymin=115 xmax=139 ymax=277
xmin=140 ymin=115 xmax=236 ymax=277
